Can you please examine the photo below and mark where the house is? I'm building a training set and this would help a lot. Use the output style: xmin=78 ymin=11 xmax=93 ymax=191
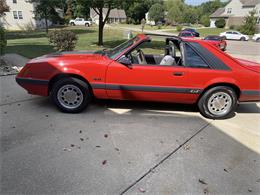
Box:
xmin=210 ymin=0 xmax=260 ymax=28
xmin=0 ymin=0 xmax=37 ymax=30
xmin=90 ymin=8 xmax=127 ymax=25
xmin=0 ymin=0 xmax=63 ymax=31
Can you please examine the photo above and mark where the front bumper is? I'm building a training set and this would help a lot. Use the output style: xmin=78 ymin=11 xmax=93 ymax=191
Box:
xmin=16 ymin=77 xmax=49 ymax=96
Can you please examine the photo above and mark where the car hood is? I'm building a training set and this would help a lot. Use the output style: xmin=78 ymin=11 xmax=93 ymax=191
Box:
xmin=29 ymin=50 xmax=110 ymax=64
xmin=235 ymin=58 xmax=260 ymax=73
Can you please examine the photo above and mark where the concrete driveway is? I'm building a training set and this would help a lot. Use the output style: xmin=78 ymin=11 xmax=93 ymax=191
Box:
xmin=1 ymin=74 xmax=260 ymax=194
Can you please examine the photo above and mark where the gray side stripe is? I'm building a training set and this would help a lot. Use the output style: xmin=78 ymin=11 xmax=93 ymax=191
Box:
xmin=16 ymin=78 xmax=49 ymax=85
xmin=241 ymin=90 xmax=260 ymax=96
xmin=91 ymin=83 xmax=202 ymax=94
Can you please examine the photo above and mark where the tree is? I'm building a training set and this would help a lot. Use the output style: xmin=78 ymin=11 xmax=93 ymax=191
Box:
xmin=31 ymin=0 xmax=62 ymax=33
xmin=148 ymin=3 xmax=164 ymax=24
xmin=123 ymin=0 xmax=162 ymax=24
xmin=0 ymin=0 xmax=9 ymax=17
xmin=166 ymin=0 xmax=186 ymax=24
xmin=240 ymin=10 xmax=257 ymax=35
xmin=85 ymin=0 xmax=121 ymax=46
xmin=200 ymin=15 xmax=210 ymax=27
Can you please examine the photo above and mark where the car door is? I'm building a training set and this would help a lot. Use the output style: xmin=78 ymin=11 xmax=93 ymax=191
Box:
xmin=232 ymin=31 xmax=241 ymax=40
xmin=105 ymin=40 xmax=199 ymax=104
xmin=225 ymin=32 xmax=233 ymax=39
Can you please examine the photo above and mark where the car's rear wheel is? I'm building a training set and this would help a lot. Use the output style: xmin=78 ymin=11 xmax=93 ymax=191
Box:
xmin=85 ymin=23 xmax=90 ymax=27
xmin=240 ymin=37 xmax=246 ymax=41
xmin=198 ymin=86 xmax=237 ymax=119
xmin=70 ymin=22 xmax=75 ymax=26
xmin=51 ymin=77 xmax=91 ymax=113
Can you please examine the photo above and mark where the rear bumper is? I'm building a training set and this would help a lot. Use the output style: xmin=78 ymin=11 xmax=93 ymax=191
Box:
xmin=16 ymin=77 xmax=49 ymax=96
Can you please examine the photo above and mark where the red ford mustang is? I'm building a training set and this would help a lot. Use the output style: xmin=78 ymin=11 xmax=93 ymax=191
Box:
xmin=16 ymin=34 xmax=260 ymax=119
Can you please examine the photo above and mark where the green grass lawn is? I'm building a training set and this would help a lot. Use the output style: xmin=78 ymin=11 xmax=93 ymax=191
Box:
xmin=196 ymin=28 xmax=226 ymax=37
xmin=6 ymin=26 xmax=126 ymax=59
xmin=165 ymin=28 xmax=226 ymax=37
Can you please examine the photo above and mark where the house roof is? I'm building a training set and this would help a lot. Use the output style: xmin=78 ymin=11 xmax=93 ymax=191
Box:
xmin=210 ymin=8 xmax=225 ymax=18
xmin=240 ymin=0 xmax=260 ymax=6
xmin=90 ymin=8 xmax=126 ymax=19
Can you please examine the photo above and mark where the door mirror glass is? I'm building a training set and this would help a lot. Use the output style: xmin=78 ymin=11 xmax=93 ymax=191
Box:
xmin=118 ymin=55 xmax=132 ymax=66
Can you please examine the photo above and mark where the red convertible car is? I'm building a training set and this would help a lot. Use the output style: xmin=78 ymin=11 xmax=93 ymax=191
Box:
xmin=16 ymin=34 xmax=260 ymax=119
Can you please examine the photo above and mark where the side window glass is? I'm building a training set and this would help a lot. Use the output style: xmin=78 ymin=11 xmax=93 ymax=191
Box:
xmin=184 ymin=44 xmax=209 ymax=68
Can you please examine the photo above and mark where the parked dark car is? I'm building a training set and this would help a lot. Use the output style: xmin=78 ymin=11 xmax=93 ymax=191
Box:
xmin=203 ymin=35 xmax=227 ymax=51
xmin=178 ymin=31 xmax=195 ymax=38
xmin=183 ymin=28 xmax=200 ymax=37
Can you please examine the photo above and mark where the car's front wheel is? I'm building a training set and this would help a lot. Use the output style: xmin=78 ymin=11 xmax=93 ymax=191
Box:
xmin=256 ymin=38 xmax=260 ymax=42
xmin=198 ymin=86 xmax=237 ymax=119
xmin=51 ymin=77 xmax=91 ymax=113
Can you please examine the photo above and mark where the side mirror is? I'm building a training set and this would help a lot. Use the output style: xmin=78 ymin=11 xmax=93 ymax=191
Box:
xmin=118 ymin=55 xmax=132 ymax=68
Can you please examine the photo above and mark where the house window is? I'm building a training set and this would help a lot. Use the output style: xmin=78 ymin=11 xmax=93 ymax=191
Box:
xmin=13 ymin=0 xmax=17 ymax=3
xmin=227 ymin=8 xmax=232 ymax=14
xmin=13 ymin=11 xmax=23 ymax=19
xmin=18 ymin=11 xmax=23 ymax=19
xmin=13 ymin=11 xmax=18 ymax=19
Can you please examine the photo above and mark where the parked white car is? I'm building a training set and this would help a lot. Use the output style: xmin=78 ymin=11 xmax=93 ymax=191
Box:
xmin=252 ymin=33 xmax=260 ymax=42
xmin=69 ymin=18 xmax=91 ymax=26
xmin=219 ymin=31 xmax=249 ymax=41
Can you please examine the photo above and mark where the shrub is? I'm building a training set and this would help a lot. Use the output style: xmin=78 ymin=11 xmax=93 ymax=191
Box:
xmin=215 ymin=18 xmax=226 ymax=28
xmin=240 ymin=10 xmax=257 ymax=35
xmin=200 ymin=15 xmax=210 ymax=27
xmin=48 ymin=30 xmax=78 ymax=51
xmin=0 ymin=26 xmax=7 ymax=56
xmin=176 ymin=25 xmax=183 ymax=32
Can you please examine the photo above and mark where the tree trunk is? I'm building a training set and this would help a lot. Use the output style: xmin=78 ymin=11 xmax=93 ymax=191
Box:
xmin=98 ymin=8 xmax=103 ymax=46
xmin=45 ymin=17 xmax=48 ymax=33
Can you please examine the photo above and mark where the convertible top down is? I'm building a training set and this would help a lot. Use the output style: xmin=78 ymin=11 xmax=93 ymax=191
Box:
xmin=16 ymin=34 xmax=260 ymax=119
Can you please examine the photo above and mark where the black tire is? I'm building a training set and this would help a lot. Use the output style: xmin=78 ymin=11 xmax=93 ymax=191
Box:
xmin=223 ymin=36 xmax=227 ymax=40
xmin=70 ymin=22 xmax=75 ymax=26
xmin=240 ymin=37 xmax=246 ymax=41
xmin=85 ymin=23 xmax=90 ymax=27
xmin=51 ymin=77 xmax=91 ymax=113
xmin=198 ymin=86 xmax=237 ymax=119
xmin=256 ymin=38 xmax=260 ymax=42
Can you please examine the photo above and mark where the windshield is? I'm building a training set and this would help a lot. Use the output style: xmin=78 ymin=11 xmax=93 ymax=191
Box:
xmin=106 ymin=36 xmax=140 ymax=59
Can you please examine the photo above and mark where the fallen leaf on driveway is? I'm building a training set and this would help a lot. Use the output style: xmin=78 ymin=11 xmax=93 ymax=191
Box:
xmin=80 ymin=138 xmax=84 ymax=141
xmin=184 ymin=145 xmax=191 ymax=150
xmin=63 ymin=148 xmax=72 ymax=152
xmin=199 ymin=179 xmax=207 ymax=185
xmin=70 ymin=144 xmax=75 ymax=147
xmin=203 ymin=188 xmax=208 ymax=194
xmin=138 ymin=187 xmax=146 ymax=193
xmin=102 ymin=160 xmax=107 ymax=165
xmin=96 ymin=145 xmax=101 ymax=148
xmin=79 ymin=130 xmax=82 ymax=134
xmin=248 ymin=188 xmax=252 ymax=192
xmin=115 ymin=148 xmax=120 ymax=151
xmin=224 ymin=168 xmax=229 ymax=173
xmin=104 ymin=134 xmax=108 ymax=138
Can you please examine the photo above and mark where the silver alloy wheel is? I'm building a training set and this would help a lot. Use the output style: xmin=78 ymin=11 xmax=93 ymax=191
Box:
xmin=207 ymin=92 xmax=232 ymax=116
xmin=57 ymin=84 xmax=83 ymax=109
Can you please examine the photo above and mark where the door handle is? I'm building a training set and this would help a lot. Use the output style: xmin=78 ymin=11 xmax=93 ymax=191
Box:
xmin=173 ymin=72 xmax=184 ymax=76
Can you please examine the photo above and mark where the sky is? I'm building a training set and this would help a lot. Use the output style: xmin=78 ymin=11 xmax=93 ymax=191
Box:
xmin=185 ymin=0 xmax=211 ymax=6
